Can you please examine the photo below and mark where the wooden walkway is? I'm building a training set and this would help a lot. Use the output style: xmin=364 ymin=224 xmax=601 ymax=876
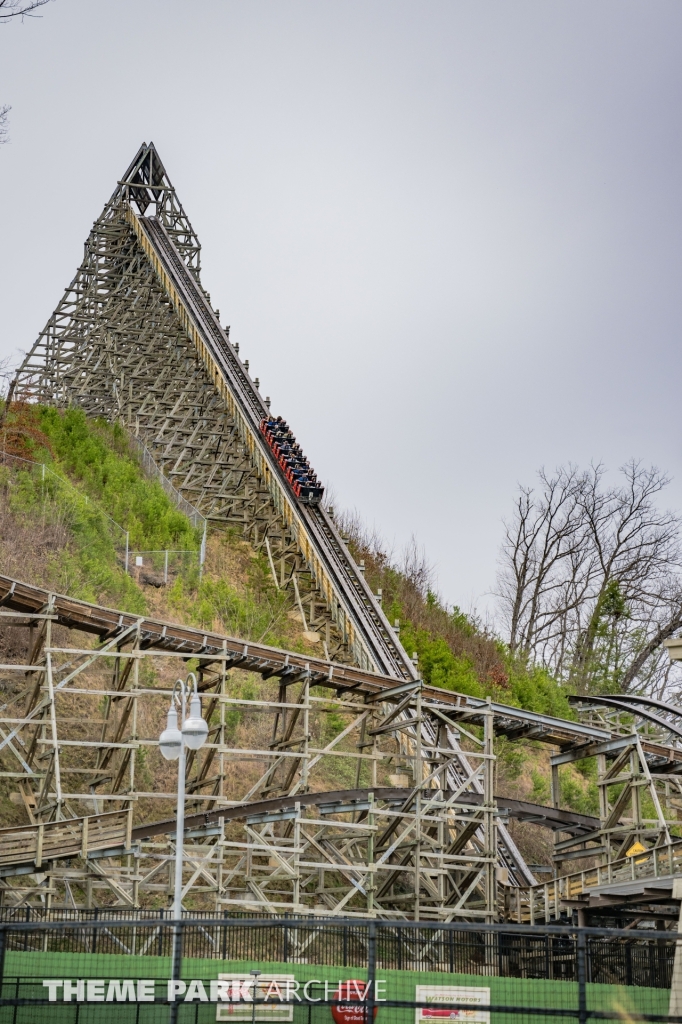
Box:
xmin=505 ymin=840 xmax=682 ymax=922
xmin=0 ymin=810 xmax=130 ymax=872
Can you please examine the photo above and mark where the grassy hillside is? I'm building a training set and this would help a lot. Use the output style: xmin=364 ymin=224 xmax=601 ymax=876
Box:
xmin=0 ymin=403 xmax=598 ymax=865
xmin=0 ymin=403 xmax=305 ymax=650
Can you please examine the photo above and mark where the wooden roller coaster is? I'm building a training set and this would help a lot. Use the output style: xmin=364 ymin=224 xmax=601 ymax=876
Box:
xmin=6 ymin=144 xmax=682 ymax=924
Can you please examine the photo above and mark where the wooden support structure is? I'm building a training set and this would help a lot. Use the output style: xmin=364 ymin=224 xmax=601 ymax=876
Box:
xmin=10 ymin=141 xmax=682 ymax=924
xmin=0 ymin=595 xmax=510 ymax=918
xmin=14 ymin=142 xmax=414 ymax=681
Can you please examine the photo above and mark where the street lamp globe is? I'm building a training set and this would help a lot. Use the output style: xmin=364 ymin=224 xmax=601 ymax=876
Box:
xmin=182 ymin=693 xmax=209 ymax=750
xmin=159 ymin=706 xmax=183 ymax=760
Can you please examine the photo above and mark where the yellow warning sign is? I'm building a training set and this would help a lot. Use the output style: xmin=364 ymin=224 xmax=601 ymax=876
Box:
xmin=625 ymin=841 xmax=647 ymax=859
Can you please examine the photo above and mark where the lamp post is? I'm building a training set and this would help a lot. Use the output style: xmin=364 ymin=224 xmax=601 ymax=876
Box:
xmin=159 ymin=673 xmax=208 ymax=1018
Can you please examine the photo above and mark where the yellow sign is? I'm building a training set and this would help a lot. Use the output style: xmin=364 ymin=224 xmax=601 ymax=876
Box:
xmin=625 ymin=841 xmax=647 ymax=859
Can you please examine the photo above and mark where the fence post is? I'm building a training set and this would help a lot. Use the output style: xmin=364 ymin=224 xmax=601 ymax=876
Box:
xmin=0 ymin=926 xmax=6 ymax=1005
xmin=366 ymin=920 xmax=376 ymax=1024
xmin=170 ymin=919 xmax=184 ymax=1024
xmin=125 ymin=532 xmax=129 ymax=574
xmin=164 ymin=550 xmax=169 ymax=585
xmin=577 ymin=928 xmax=587 ymax=1024
xmin=200 ymin=520 xmax=207 ymax=579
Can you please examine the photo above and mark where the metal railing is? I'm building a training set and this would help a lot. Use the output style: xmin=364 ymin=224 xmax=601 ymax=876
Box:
xmin=0 ymin=447 xmax=204 ymax=580
xmin=128 ymin=432 xmax=207 ymax=566
xmin=512 ymin=841 xmax=682 ymax=924
xmin=0 ymin=917 xmax=677 ymax=1023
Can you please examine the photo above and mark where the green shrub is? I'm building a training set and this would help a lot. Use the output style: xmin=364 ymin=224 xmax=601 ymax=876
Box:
xmin=576 ymin=756 xmax=598 ymax=780
xmin=168 ymin=575 xmax=289 ymax=647
xmin=37 ymin=408 xmax=199 ymax=551
xmin=323 ymin=708 xmax=347 ymax=741
xmin=559 ymin=767 xmax=599 ymax=816
xmin=507 ymin=664 xmax=574 ymax=719
xmin=530 ymin=769 xmax=550 ymax=803
xmin=8 ymin=463 xmax=145 ymax=613
xmin=496 ymin=738 xmax=527 ymax=780
xmin=399 ymin=621 xmax=483 ymax=697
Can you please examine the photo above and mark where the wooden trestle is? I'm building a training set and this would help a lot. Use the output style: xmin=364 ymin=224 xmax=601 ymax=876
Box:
xmin=0 ymin=572 xmax=672 ymax=922
xmin=9 ymin=141 xmax=682 ymax=922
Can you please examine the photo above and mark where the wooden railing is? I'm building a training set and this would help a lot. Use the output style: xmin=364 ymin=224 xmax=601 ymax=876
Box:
xmin=0 ymin=810 xmax=131 ymax=870
xmin=502 ymin=839 xmax=682 ymax=922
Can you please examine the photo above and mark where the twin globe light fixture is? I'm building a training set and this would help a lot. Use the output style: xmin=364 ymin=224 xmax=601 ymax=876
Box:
xmin=159 ymin=673 xmax=208 ymax=759
xmin=158 ymin=674 xmax=208 ymax=922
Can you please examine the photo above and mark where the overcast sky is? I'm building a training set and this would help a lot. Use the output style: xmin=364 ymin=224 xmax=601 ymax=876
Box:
xmin=1 ymin=0 xmax=681 ymax=620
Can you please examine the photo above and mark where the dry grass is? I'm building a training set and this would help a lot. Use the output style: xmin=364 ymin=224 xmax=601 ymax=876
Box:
xmin=0 ymin=489 xmax=73 ymax=593
xmin=0 ymin=402 xmax=54 ymax=460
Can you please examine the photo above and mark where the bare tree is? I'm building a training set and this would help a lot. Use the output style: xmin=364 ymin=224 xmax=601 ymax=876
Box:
xmin=497 ymin=464 xmax=589 ymax=663
xmin=1 ymin=0 xmax=55 ymax=142
xmin=400 ymin=535 xmax=436 ymax=598
xmin=0 ymin=0 xmax=52 ymax=19
xmin=497 ymin=461 xmax=682 ymax=694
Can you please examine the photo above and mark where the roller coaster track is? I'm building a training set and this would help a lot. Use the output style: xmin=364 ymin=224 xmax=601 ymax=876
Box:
xmin=15 ymin=142 xmax=413 ymax=683
xmin=12 ymin=145 xmax=682 ymax=919
xmin=134 ymin=212 xmax=413 ymax=682
xmin=130 ymin=787 xmax=601 ymax=844
xmin=0 ymin=574 xmax=680 ymax=917
xmin=0 ymin=572 xmax=604 ymax=910
xmin=16 ymin=143 xmax=539 ymax=897
xmin=0 ymin=574 xmax=613 ymax=751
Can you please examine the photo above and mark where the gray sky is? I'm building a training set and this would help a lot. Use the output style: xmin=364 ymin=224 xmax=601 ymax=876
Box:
xmin=1 ymin=0 xmax=681 ymax=618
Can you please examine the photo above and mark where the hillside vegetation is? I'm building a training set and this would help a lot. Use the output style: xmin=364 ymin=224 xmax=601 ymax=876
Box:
xmin=0 ymin=403 xmax=599 ymax=861
xmin=335 ymin=510 xmax=573 ymax=719
xmin=332 ymin=510 xmax=599 ymax=857
xmin=0 ymin=403 xmax=303 ymax=649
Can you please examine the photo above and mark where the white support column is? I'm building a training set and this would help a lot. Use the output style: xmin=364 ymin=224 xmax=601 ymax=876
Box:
xmin=484 ymin=699 xmax=497 ymax=923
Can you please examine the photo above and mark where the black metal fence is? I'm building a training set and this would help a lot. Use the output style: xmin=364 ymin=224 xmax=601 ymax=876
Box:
xmin=0 ymin=916 xmax=677 ymax=1023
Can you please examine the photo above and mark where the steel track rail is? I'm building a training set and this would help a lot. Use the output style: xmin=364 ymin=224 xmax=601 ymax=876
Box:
xmin=130 ymin=787 xmax=601 ymax=843
xmin=130 ymin=212 xmax=415 ymax=682
xmin=132 ymin=210 xmax=539 ymax=895
xmin=569 ymin=694 xmax=682 ymax=740
xmin=0 ymin=573 xmax=617 ymax=750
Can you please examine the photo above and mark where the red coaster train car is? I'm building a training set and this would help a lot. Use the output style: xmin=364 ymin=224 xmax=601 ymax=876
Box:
xmin=259 ymin=417 xmax=325 ymax=505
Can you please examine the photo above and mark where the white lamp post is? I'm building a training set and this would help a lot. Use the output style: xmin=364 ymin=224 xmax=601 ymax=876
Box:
xmin=159 ymin=673 xmax=209 ymax=920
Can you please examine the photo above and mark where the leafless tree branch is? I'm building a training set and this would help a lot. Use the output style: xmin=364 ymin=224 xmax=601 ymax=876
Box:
xmin=496 ymin=461 xmax=682 ymax=695
xmin=0 ymin=0 xmax=52 ymax=20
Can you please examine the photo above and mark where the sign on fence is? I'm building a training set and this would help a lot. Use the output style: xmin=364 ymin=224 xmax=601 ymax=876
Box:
xmin=215 ymin=974 xmax=295 ymax=1022
xmin=414 ymin=985 xmax=490 ymax=1023
xmin=331 ymin=980 xmax=379 ymax=1024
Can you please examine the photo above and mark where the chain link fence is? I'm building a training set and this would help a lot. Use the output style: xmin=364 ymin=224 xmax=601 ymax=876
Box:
xmin=0 ymin=449 xmax=205 ymax=584
xmin=128 ymin=550 xmax=203 ymax=587
xmin=0 ymin=916 xmax=678 ymax=1023
xmin=128 ymin=434 xmax=207 ymax=567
